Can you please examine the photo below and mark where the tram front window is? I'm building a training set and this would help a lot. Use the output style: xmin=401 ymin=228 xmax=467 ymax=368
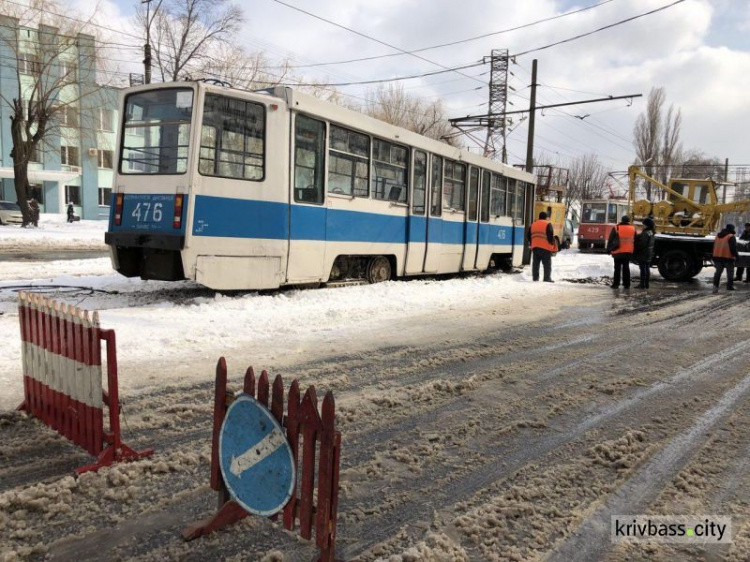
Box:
xmin=120 ymin=88 xmax=193 ymax=175
xmin=582 ymin=203 xmax=606 ymax=223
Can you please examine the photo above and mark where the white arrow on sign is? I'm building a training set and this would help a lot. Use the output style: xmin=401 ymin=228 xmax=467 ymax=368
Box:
xmin=230 ymin=428 xmax=287 ymax=478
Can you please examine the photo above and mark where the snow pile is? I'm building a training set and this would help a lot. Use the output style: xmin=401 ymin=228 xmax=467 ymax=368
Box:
xmin=0 ymin=213 xmax=106 ymax=251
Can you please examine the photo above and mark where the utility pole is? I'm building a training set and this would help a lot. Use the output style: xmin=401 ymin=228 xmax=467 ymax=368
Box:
xmin=525 ymin=59 xmax=538 ymax=174
xmin=723 ymin=157 xmax=729 ymax=203
xmin=142 ymin=0 xmax=154 ymax=84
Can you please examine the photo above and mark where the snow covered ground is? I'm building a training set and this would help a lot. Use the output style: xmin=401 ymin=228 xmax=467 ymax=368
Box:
xmin=0 ymin=247 xmax=616 ymax=411
xmin=0 ymin=213 xmax=107 ymax=252
xmin=2 ymin=226 xmax=749 ymax=562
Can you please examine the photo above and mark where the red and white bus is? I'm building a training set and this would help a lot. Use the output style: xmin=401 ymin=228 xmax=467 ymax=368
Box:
xmin=577 ymin=198 xmax=629 ymax=251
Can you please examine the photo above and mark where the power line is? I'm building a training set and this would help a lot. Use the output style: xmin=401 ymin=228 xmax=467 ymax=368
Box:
xmin=283 ymin=0 xmax=617 ymax=69
xmin=513 ymin=0 xmax=686 ymax=57
xmin=278 ymin=61 xmax=485 ymax=88
xmin=269 ymin=0 xmax=487 ymax=87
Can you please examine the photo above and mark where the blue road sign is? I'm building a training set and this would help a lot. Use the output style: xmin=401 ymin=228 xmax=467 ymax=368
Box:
xmin=219 ymin=394 xmax=296 ymax=517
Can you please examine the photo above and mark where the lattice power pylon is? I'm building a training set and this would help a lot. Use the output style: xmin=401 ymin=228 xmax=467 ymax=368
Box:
xmin=484 ymin=49 xmax=510 ymax=162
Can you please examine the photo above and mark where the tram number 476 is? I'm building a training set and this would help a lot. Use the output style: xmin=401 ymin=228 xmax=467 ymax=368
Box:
xmin=131 ymin=202 xmax=163 ymax=222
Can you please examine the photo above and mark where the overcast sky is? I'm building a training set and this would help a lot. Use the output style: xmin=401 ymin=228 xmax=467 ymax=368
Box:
xmin=83 ymin=0 xmax=749 ymax=177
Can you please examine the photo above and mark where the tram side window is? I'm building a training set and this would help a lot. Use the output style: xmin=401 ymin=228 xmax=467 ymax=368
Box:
xmin=490 ymin=174 xmax=507 ymax=217
xmin=512 ymin=180 xmax=524 ymax=222
xmin=467 ymin=167 xmax=479 ymax=221
xmin=373 ymin=138 xmax=408 ymax=203
xmin=294 ymin=115 xmax=325 ymax=204
xmin=328 ymin=125 xmax=370 ymax=197
xmin=412 ymin=151 xmax=427 ymax=215
xmin=430 ymin=155 xmax=443 ymax=217
xmin=480 ymin=170 xmax=490 ymax=222
xmin=443 ymin=160 xmax=466 ymax=211
xmin=199 ymin=94 xmax=265 ymax=181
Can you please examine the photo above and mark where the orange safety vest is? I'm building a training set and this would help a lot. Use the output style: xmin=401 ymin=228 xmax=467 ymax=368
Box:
xmin=713 ymin=233 xmax=735 ymax=259
xmin=612 ymin=224 xmax=635 ymax=255
xmin=530 ymin=220 xmax=556 ymax=252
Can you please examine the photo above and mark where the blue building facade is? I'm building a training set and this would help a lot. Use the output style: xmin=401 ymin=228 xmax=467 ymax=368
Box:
xmin=0 ymin=17 xmax=119 ymax=220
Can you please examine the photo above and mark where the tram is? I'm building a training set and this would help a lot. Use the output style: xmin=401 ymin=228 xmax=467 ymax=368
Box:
xmin=105 ymin=81 xmax=536 ymax=290
xmin=577 ymin=198 xmax=629 ymax=251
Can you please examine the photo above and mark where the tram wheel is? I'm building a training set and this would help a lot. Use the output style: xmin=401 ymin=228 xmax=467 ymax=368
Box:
xmin=366 ymin=256 xmax=392 ymax=284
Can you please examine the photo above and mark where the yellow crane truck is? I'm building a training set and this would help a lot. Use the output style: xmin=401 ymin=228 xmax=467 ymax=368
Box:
xmin=533 ymin=166 xmax=570 ymax=249
xmin=628 ymin=166 xmax=750 ymax=281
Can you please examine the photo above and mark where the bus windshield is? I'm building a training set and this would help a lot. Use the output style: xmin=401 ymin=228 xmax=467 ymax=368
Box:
xmin=582 ymin=203 xmax=606 ymax=223
xmin=120 ymin=88 xmax=193 ymax=175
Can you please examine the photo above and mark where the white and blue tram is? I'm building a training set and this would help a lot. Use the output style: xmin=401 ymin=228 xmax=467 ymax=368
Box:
xmin=105 ymin=81 xmax=536 ymax=290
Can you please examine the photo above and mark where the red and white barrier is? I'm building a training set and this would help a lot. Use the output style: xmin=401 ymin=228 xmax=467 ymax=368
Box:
xmin=17 ymin=292 xmax=152 ymax=474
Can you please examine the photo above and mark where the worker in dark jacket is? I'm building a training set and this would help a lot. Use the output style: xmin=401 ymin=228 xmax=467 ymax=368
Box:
xmin=712 ymin=223 xmax=738 ymax=293
xmin=734 ymin=222 xmax=750 ymax=283
xmin=633 ymin=217 xmax=656 ymax=289
xmin=527 ymin=211 xmax=557 ymax=282
xmin=607 ymin=215 xmax=636 ymax=289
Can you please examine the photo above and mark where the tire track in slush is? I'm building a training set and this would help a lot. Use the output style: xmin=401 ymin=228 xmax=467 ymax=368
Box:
xmin=546 ymin=370 xmax=750 ymax=562
xmin=340 ymin=339 xmax=750 ymax=559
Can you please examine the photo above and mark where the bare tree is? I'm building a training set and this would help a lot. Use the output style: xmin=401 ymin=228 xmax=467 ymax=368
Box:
xmin=677 ymin=150 xmax=723 ymax=180
xmin=0 ymin=0 xmax=108 ymax=225
xmin=143 ymin=0 xmax=243 ymax=82
xmin=567 ymin=153 xmax=607 ymax=206
xmin=194 ymin=44 xmax=289 ymax=89
xmin=363 ymin=84 xmax=457 ymax=145
xmin=659 ymin=104 xmax=682 ymax=184
xmin=633 ymin=87 xmax=664 ymax=197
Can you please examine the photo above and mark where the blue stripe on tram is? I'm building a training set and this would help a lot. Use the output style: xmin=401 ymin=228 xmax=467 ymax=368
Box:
xmin=191 ymin=195 xmax=518 ymax=246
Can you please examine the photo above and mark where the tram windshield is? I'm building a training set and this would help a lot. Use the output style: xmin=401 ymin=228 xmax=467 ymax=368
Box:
xmin=120 ymin=88 xmax=193 ymax=175
xmin=581 ymin=202 xmax=607 ymax=223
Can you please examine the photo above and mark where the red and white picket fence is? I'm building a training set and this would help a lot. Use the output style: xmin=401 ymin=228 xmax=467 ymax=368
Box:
xmin=183 ymin=358 xmax=341 ymax=562
xmin=17 ymin=292 xmax=152 ymax=474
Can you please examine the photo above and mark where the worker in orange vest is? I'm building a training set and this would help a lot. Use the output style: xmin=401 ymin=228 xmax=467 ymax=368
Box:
xmin=527 ymin=211 xmax=557 ymax=282
xmin=712 ymin=223 xmax=738 ymax=293
xmin=606 ymin=215 xmax=636 ymax=289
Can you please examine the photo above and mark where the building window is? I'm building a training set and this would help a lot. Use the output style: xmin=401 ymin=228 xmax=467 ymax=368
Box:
xmin=60 ymin=106 xmax=79 ymax=127
xmin=19 ymin=54 xmax=41 ymax=75
xmin=328 ymin=125 xmax=370 ymax=197
xmin=97 ymin=108 xmax=114 ymax=131
xmin=29 ymin=184 xmax=43 ymax=204
xmin=61 ymin=145 xmax=79 ymax=166
xmin=372 ymin=138 xmax=408 ymax=203
xmin=98 ymin=187 xmax=112 ymax=206
xmin=29 ymin=144 xmax=41 ymax=164
xmin=59 ymin=61 xmax=77 ymax=82
xmin=199 ymin=94 xmax=265 ymax=181
xmin=443 ymin=160 xmax=466 ymax=211
xmin=98 ymin=149 xmax=113 ymax=169
xmin=293 ymin=114 xmax=325 ymax=204
xmin=65 ymin=185 xmax=81 ymax=205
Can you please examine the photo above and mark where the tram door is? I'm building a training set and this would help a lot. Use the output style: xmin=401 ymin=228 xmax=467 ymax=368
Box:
xmin=405 ymin=150 xmax=428 ymax=274
xmin=423 ymin=154 xmax=443 ymax=273
xmin=286 ymin=114 xmax=327 ymax=282
xmin=462 ymin=166 xmax=480 ymax=270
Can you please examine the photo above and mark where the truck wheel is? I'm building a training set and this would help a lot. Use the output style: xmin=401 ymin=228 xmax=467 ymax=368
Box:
xmin=366 ymin=256 xmax=391 ymax=284
xmin=657 ymin=250 xmax=694 ymax=281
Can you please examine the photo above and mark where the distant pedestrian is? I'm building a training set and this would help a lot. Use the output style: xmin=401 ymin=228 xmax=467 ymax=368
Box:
xmin=67 ymin=202 xmax=75 ymax=223
xmin=607 ymin=215 xmax=635 ymax=289
xmin=28 ymin=198 xmax=40 ymax=227
xmin=633 ymin=217 xmax=656 ymax=289
xmin=733 ymin=222 xmax=750 ymax=283
xmin=527 ymin=211 xmax=557 ymax=283
xmin=712 ymin=223 xmax=738 ymax=293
